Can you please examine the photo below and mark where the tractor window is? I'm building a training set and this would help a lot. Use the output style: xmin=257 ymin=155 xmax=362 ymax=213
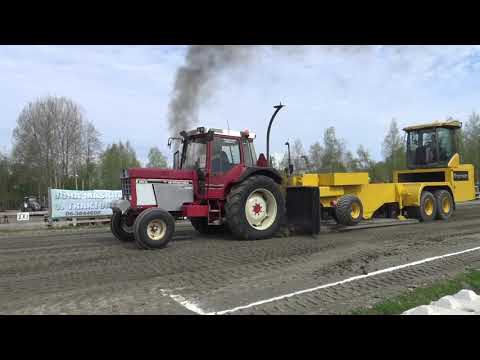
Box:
xmin=250 ymin=141 xmax=257 ymax=163
xmin=407 ymin=127 xmax=457 ymax=168
xmin=212 ymin=137 xmax=241 ymax=174
xmin=423 ymin=130 xmax=438 ymax=163
xmin=243 ymin=140 xmax=255 ymax=167
xmin=407 ymin=129 xmax=437 ymax=167
xmin=182 ymin=138 xmax=207 ymax=172
xmin=407 ymin=131 xmax=420 ymax=167
xmin=437 ymin=127 xmax=455 ymax=162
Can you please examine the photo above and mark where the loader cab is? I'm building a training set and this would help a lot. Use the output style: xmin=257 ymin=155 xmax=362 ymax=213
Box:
xmin=404 ymin=120 xmax=461 ymax=170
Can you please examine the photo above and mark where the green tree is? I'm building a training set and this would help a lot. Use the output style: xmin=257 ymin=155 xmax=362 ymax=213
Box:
xmin=0 ymin=152 xmax=12 ymax=209
xmin=344 ymin=150 xmax=359 ymax=171
xmin=370 ymin=161 xmax=390 ymax=183
xmin=382 ymin=119 xmax=406 ymax=181
xmin=99 ymin=141 xmax=140 ymax=189
xmin=308 ymin=141 xmax=323 ymax=171
xmin=147 ymin=147 xmax=168 ymax=168
xmin=356 ymin=145 xmax=374 ymax=170
xmin=321 ymin=127 xmax=346 ymax=172
xmin=462 ymin=112 xmax=480 ymax=181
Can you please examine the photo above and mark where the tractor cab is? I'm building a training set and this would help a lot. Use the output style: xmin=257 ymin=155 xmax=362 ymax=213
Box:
xmin=168 ymin=127 xmax=268 ymax=198
xmin=404 ymin=120 xmax=461 ymax=170
xmin=172 ymin=127 xmax=258 ymax=174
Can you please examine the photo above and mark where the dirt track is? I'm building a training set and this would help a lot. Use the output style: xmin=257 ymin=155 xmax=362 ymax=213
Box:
xmin=1 ymin=201 xmax=480 ymax=315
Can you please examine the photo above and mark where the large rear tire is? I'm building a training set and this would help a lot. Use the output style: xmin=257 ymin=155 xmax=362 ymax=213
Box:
xmin=414 ymin=191 xmax=437 ymax=222
xmin=334 ymin=194 xmax=363 ymax=226
xmin=225 ymin=175 xmax=285 ymax=240
xmin=433 ymin=189 xmax=454 ymax=220
xmin=133 ymin=208 xmax=175 ymax=250
xmin=110 ymin=211 xmax=134 ymax=242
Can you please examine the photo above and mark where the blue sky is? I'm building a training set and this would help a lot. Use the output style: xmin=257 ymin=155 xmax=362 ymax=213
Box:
xmin=1 ymin=45 xmax=480 ymax=165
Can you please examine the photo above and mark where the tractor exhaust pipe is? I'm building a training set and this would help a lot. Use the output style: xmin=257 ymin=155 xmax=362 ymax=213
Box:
xmin=285 ymin=141 xmax=293 ymax=175
xmin=266 ymin=103 xmax=285 ymax=167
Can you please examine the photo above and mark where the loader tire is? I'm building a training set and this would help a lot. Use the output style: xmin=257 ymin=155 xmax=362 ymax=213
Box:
xmin=433 ymin=189 xmax=454 ymax=220
xmin=110 ymin=211 xmax=134 ymax=242
xmin=413 ymin=191 xmax=437 ymax=222
xmin=335 ymin=195 xmax=363 ymax=226
xmin=225 ymin=175 xmax=285 ymax=240
xmin=133 ymin=208 xmax=175 ymax=250
xmin=190 ymin=218 xmax=225 ymax=234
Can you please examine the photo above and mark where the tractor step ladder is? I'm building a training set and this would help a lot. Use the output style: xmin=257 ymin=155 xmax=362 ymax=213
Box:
xmin=207 ymin=201 xmax=222 ymax=225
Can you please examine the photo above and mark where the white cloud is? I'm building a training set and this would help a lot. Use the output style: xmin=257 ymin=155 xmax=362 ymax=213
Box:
xmin=1 ymin=45 xmax=480 ymax=163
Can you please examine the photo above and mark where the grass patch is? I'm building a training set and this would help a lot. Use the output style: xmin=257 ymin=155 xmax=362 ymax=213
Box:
xmin=351 ymin=268 xmax=480 ymax=315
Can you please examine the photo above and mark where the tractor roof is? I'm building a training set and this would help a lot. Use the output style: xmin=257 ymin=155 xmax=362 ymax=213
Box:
xmin=403 ymin=120 xmax=462 ymax=132
xmin=184 ymin=127 xmax=256 ymax=139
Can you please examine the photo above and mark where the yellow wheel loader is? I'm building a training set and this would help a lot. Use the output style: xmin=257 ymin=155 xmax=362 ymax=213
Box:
xmin=288 ymin=120 xmax=476 ymax=225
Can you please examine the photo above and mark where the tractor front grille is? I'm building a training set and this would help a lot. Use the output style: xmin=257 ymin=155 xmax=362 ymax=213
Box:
xmin=120 ymin=169 xmax=131 ymax=200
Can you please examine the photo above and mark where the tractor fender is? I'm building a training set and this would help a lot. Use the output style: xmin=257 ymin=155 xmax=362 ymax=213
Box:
xmin=234 ymin=167 xmax=284 ymax=186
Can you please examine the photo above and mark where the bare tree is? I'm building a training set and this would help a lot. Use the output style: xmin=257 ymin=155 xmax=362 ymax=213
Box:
xmin=291 ymin=139 xmax=307 ymax=172
xmin=81 ymin=121 xmax=102 ymax=189
xmin=12 ymin=96 xmax=100 ymax=196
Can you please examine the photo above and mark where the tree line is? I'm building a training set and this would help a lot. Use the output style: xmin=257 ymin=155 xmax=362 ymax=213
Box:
xmin=273 ymin=113 xmax=480 ymax=183
xmin=0 ymin=96 xmax=167 ymax=209
xmin=1 ymin=95 xmax=479 ymax=209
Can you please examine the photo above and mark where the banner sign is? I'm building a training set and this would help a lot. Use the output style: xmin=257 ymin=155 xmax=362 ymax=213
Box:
xmin=49 ymin=189 xmax=122 ymax=219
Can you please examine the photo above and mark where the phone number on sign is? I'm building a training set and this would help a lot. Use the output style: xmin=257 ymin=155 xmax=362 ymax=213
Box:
xmin=64 ymin=211 xmax=105 ymax=217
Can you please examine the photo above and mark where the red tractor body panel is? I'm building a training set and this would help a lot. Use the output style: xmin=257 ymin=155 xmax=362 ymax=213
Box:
xmin=126 ymin=168 xmax=198 ymax=211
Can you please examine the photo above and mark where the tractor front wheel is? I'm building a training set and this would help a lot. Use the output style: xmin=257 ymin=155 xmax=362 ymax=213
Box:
xmin=133 ymin=208 xmax=175 ymax=249
xmin=225 ymin=175 xmax=285 ymax=240
xmin=110 ymin=211 xmax=135 ymax=242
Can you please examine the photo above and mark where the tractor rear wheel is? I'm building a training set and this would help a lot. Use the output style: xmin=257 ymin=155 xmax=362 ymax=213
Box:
xmin=110 ymin=211 xmax=135 ymax=242
xmin=190 ymin=217 xmax=225 ymax=234
xmin=433 ymin=189 xmax=454 ymax=220
xmin=133 ymin=208 xmax=175 ymax=249
xmin=334 ymin=194 xmax=363 ymax=226
xmin=413 ymin=191 xmax=437 ymax=222
xmin=225 ymin=175 xmax=285 ymax=240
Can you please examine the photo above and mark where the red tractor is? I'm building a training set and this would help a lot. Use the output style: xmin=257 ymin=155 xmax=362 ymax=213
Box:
xmin=110 ymin=107 xmax=288 ymax=249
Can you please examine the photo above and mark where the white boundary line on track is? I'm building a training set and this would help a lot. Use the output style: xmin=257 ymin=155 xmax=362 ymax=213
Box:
xmin=167 ymin=245 xmax=480 ymax=315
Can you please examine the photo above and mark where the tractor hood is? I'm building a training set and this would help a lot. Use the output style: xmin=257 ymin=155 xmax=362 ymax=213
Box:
xmin=126 ymin=168 xmax=196 ymax=181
